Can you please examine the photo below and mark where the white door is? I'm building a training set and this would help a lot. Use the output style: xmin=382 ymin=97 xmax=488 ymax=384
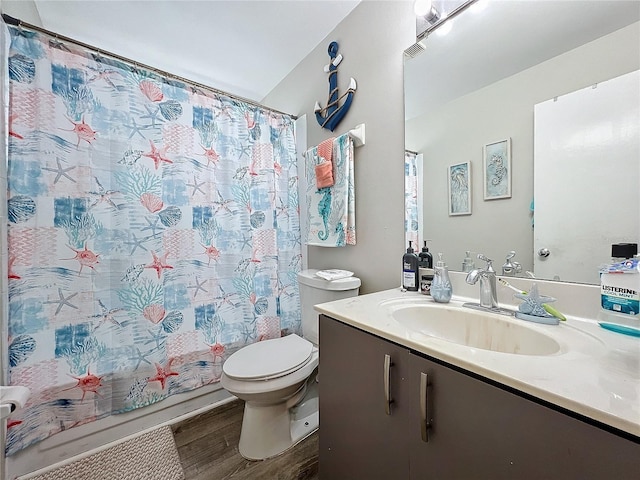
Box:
xmin=534 ymin=70 xmax=640 ymax=284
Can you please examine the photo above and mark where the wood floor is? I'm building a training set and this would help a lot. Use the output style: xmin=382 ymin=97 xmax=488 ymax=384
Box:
xmin=172 ymin=399 xmax=319 ymax=480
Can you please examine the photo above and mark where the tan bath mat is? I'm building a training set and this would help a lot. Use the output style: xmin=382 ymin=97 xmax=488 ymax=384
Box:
xmin=18 ymin=425 xmax=184 ymax=480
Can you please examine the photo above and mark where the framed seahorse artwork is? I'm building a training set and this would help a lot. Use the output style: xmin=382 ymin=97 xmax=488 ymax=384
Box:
xmin=448 ymin=161 xmax=471 ymax=216
xmin=483 ymin=138 xmax=512 ymax=200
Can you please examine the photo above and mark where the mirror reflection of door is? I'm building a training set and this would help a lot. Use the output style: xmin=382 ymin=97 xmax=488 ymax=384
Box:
xmin=534 ymin=70 xmax=640 ymax=284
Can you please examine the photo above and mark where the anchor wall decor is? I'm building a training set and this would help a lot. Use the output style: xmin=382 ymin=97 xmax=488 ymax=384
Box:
xmin=315 ymin=41 xmax=356 ymax=132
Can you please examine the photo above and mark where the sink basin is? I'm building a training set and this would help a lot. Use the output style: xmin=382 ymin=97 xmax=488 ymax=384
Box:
xmin=386 ymin=302 xmax=561 ymax=355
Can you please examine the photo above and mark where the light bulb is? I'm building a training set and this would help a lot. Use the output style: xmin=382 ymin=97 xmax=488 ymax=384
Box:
xmin=414 ymin=0 xmax=433 ymax=17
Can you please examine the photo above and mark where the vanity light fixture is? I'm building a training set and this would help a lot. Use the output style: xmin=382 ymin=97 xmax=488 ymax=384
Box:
xmin=415 ymin=0 xmax=477 ymax=40
xmin=414 ymin=0 xmax=441 ymax=23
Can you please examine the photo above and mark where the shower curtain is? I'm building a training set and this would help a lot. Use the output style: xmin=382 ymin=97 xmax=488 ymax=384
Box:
xmin=3 ymin=22 xmax=301 ymax=455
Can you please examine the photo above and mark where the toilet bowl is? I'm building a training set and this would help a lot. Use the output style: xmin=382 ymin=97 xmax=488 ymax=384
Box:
xmin=221 ymin=334 xmax=319 ymax=460
xmin=220 ymin=269 xmax=360 ymax=460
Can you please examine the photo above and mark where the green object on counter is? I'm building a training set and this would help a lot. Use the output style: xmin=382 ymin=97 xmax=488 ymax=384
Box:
xmin=542 ymin=303 xmax=566 ymax=321
xmin=498 ymin=277 xmax=566 ymax=321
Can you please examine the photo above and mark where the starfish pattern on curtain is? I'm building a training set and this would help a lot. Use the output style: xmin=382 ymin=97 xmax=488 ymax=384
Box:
xmin=3 ymin=24 xmax=302 ymax=454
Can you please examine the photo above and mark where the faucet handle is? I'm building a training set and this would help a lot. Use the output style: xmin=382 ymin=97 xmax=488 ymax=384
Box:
xmin=477 ymin=253 xmax=493 ymax=265
xmin=502 ymin=251 xmax=522 ymax=276
xmin=476 ymin=254 xmax=495 ymax=273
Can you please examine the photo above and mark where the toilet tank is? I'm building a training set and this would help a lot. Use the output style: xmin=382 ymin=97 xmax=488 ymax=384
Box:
xmin=297 ymin=269 xmax=361 ymax=346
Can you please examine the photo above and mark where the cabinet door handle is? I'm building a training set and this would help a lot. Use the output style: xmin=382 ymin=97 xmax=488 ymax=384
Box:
xmin=384 ymin=354 xmax=394 ymax=415
xmin=420 ymin=372 xmax=432 ymax=442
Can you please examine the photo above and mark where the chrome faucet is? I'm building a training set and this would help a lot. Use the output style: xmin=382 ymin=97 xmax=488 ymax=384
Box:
xmin=465 ymin=254 xmax=498 ymax=309
xmin=501 ymin=251 xmax=522 ymax=276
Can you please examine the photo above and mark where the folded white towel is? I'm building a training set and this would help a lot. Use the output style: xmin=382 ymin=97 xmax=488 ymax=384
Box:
xmin=315 ymin=269 xmax=354 ymax=281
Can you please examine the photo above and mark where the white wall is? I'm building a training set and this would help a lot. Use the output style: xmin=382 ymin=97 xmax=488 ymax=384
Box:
xmin=405 ymin=22 xmax=640 ymax=274
xmin=1 ymin=0 xmax=41 ymax=25
xmin=263 ymin=1 xmax=416 ymax=294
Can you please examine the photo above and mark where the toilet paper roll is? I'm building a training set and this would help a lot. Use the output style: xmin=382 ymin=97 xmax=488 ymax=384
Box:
xmin=0 ymin=385 xmax=31 ymax=412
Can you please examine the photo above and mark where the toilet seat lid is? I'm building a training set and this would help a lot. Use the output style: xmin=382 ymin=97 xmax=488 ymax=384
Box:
xmin=223 ymin=334 xmax=314 ymax=380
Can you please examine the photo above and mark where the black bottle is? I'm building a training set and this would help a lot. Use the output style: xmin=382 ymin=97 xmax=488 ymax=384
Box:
xmin=418 ymin=241 xmax=433 ymax=269
xmin=403 ymin=241 xmax=419 ymax=291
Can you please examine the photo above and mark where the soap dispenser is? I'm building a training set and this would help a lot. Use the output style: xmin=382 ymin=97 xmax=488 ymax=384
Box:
xmin=431 ymin=253 xmax=452 ymax=303
xmin=418 ymin=240 xmax=433 ymax=269
xmin=402 ymin=241 xmax=419 ymax=291
xmin=462 ymin=251 xmax=475 ymax=273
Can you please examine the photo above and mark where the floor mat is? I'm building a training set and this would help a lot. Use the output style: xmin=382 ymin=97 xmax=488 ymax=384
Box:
xmin=19 ymin=426 xmax=185 ymax=480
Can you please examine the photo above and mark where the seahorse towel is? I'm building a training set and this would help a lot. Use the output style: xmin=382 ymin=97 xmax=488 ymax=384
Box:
xmin=305 ymin=133 xmax=356 ymax=247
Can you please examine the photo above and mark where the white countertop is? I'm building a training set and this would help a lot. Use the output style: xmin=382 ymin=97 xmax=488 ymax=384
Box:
xmin=315 ymin=288 xmax=640 ymax=438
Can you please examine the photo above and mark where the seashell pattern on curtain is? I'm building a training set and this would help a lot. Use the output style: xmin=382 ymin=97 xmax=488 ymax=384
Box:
xmin=3 ymin=23 xmax=302 ymax=455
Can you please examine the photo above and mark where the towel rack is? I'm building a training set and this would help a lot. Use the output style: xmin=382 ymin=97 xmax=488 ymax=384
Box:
xmin=348 ymin=124 xmax=365 ymax=147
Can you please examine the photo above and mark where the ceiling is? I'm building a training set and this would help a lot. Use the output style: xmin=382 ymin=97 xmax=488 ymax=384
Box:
xmin=405 ymin=0 xmax=640 ymax=120
xmin=2 ymin=0 xmax=361 ymax=102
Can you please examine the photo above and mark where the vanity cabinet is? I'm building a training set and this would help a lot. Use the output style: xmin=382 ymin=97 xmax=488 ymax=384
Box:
xmin=319 ymin=314 xmax=640 ymax=480
xmin=318 ymin=314 xmax=412 ymax=478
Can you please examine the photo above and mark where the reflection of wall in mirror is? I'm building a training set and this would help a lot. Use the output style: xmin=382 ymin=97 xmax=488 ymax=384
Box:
xmin=405 ymin=22 xmax=639 ymax=282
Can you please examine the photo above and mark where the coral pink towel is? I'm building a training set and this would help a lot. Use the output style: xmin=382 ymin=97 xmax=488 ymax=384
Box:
xmin=315 ymin=137 xmax=335 ymax=188
xmin=315 ymin=161 xmax=334 ymax=188
xmin=318 ymin=137 xmax=334 ymax=163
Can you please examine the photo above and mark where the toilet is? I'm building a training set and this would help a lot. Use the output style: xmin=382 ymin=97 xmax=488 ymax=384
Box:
xmin=220 ymin=269 xmax=361 ymax=460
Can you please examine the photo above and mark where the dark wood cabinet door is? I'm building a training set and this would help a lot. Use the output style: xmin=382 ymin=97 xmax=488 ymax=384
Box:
xmin=319 ymin=315 xmax=411 ymax=480
xmin=319 ymin=315 xmax=639 ymax=480
xmin=407 ymin=351 xmax=640 ymax=480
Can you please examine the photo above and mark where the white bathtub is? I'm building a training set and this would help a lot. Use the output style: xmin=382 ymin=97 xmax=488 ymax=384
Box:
xmin=5 ymin=383 xmax=233 ymax=479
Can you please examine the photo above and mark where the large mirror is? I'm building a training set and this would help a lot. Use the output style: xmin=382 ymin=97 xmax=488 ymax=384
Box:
xmin=405 ymin=0 xmax=640 ymax=284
